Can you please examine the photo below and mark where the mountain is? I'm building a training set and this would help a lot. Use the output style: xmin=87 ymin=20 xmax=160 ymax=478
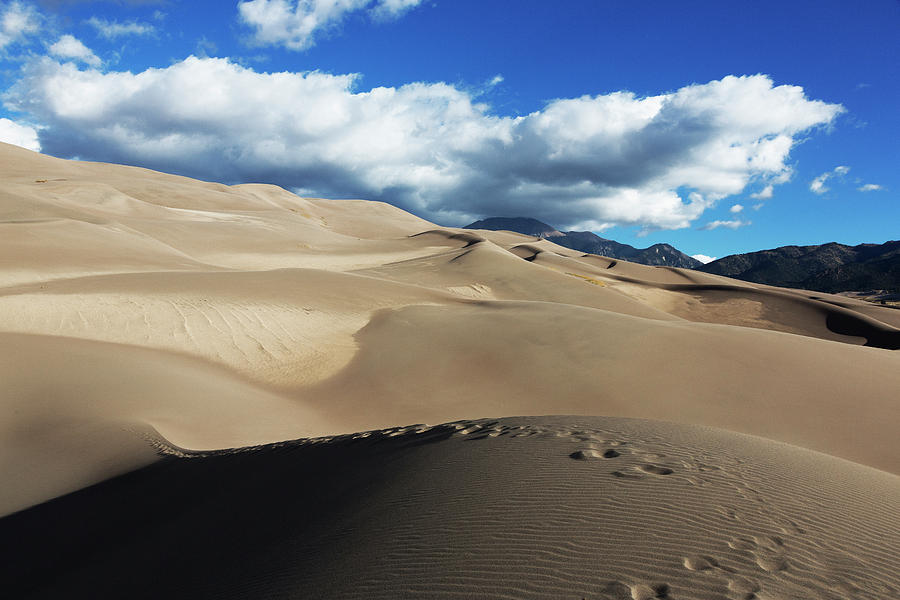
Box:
xmin=463 ymin=217 xmax=702 ymax=268
xmin=698 ymin=240 xmax=900 ymax=293
xmin=553 ymin=232 xmax=702 ymax=269
xmin=464 ymin=217 xmax=564 ymax=238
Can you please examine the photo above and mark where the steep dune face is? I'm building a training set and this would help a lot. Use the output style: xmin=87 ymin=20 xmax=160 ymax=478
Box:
xmin=1 ymin=141 xmax=899 ymax=517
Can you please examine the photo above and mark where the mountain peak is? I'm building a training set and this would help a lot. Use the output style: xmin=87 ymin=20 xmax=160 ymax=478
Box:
xmin=464 ymin=217 xmax=563 ymax=237
xmin=463 ymin=217 xmax=701 ymax=268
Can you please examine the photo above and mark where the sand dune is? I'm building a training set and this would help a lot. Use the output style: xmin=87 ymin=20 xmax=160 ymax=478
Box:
xmin=0 ymin=268 xmax=452 ymax=387
xmin=0 ymin=331 xmax=330 ymax=516
xmin=1 ymin=142 xmax=899 ymax=596
xmin=3 ymin=417 xmax=898 ymax=599
xmin=309 ymin=300 xmax=900 ymax=472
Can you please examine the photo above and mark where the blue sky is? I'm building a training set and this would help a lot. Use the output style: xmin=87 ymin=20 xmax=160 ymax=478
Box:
xmin=0 ymin=0 xmax=897 ymax=261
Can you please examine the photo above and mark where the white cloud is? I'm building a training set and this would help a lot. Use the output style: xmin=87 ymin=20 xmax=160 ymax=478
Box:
xmin=771 ymin=168 xmax=793 ymax=184
xmin=0 ymin=117 xmax=40 ymax=151
xmin=810 ymin=165 xmax=850 ymax=195
xmin=48 ymin=35 xmax=100 ymax=67
xmin=729 ymin=203 xmax=744 ymax=213
xmin=691 ymin=254 xmax=716 ymax=264
xmin=370 ymin=0 xmax=422 ymax=19
xmin=5 ymin=60 xmax=843 ymax=230
xmin=0 ymin=1 xmax=39 ymax=49
xmin=809 ymin=173 xmax=828 ymax=194
xmin=238 ymin=0 xmax=424 ymax=50
xmin=699 ymin=219 xmax=751 ymax=231
xmin=751 ymin=184 xmax=773 ymax=199
xmin=752 ymin=203 xmax=764 ymax=211
xmin=86 ymin=17 xmax=155 ymax=39
xmin=858 ymin=183 xmax=882 ymax=192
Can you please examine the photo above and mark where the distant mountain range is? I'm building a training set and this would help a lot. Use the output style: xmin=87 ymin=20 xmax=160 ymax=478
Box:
xmin=463 ymin=217 xmax=702 ymax=269
xmin=698 ymin=241 xmax=900 ymax=293
xmin=464 ymin=217 xmax=899 ymax=293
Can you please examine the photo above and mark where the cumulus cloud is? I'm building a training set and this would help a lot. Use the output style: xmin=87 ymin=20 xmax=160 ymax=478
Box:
xmin=0 ymin=1 xmax=39 ymax=49
xmin=810 ymin=165 xmax=850 ymax=195
xmin=691 ymin=254 xmax=716 ymax=264
xmin=86 ymin=16 xmax=155 ymax=39
xmin=699 ymin=219 xmax=751 ymax=231
xmin=48 ymin=34 xmax=100 ymax=66
xmin=750 ymin=184 xmax=773 ymax=200
xmin=4 ymin=59 xmax=843 ymax=229
xmin=858 ymin=183 xmax=882 ymax=192
xmin=238 ymin=0 xmax=424 ymax=50
xmin=729 ymin=204 xmax=744 ymax=213
xmin=0 ymin=117 xmax=40 ymax=151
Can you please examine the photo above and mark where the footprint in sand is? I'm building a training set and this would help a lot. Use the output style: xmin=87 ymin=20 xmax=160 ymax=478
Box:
xmin=610 ymin=464 xmax=674 ymax=479
xmin=456 ymin=425 xmax=479 ymax=435
xmin=728 ymin=537 xmax=756 ymax=552
xmin=570 ymin=449 xmax=603 ymax=460
xmin=754 ymin=554 xmax=788 ymax=573
xmin=597 ymin=580 xmax=632 ymax=599
xmin=629 ymin=582 xmax=671 ymax=599
xmin=611 ymin=470 xmax=645 ymax=480
xmin=638 ymin=464 xmax=674 ymax=475
xmin=728 ymin=535 xmax=788 ymax=574
xmin=569 ymin=448 xmax=623 ymax=460
xmin=683 ymin=555 xmax=720 ymax=571
xmin=727 ymin=577 xmax=761 ymax=600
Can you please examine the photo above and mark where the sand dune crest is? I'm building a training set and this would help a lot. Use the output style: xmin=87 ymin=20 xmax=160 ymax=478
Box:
xmin=3 ymin=417 xmax=898 ymax=599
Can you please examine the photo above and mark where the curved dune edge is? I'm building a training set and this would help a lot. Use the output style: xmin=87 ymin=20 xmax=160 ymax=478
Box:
xmin=0 ymin=331 xmax=336 ymax=517
xmin=3 ymin=416 xmax=898 ymax=599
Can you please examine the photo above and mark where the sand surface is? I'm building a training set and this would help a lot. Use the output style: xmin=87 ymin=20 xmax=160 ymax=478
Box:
xmin=1 ymin=142 xmax=899 ymax=596
xmin=3 ymin=417 xmax=899 ymax=599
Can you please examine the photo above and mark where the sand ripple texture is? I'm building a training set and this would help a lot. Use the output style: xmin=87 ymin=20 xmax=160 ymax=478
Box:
xmin=3 ymin=416 xmax=898 ymax=599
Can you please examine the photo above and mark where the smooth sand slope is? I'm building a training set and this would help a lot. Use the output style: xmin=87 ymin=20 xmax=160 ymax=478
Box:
xmin=0 ymin=331 xmax=333 ymax=515
xmin=1 ymin=142 xmax=899 ymax=596
xmin=3 ymin=417 xmax=899 ymax=599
